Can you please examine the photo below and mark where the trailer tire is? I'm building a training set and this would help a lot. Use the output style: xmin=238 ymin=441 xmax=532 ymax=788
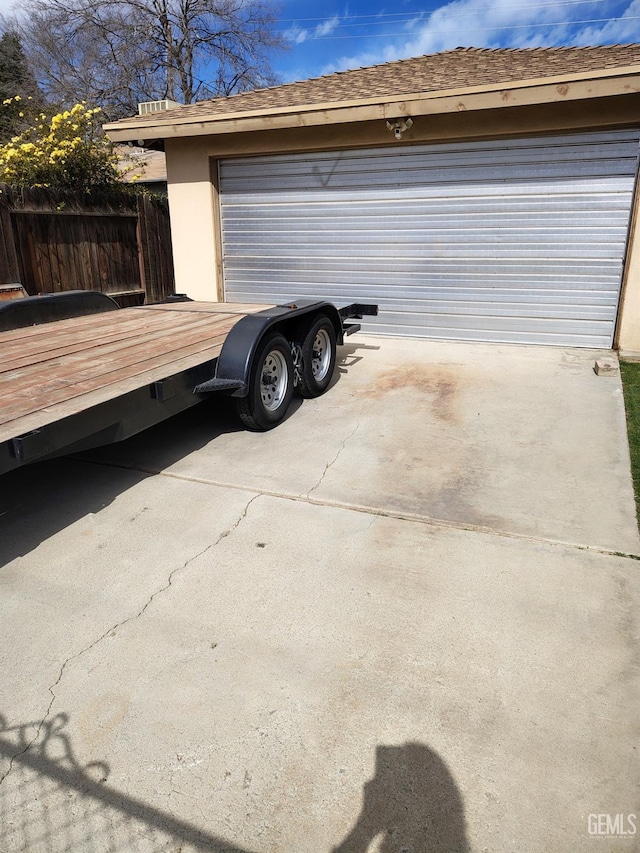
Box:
xmin=235 ymin=333 xmax=294 ymax=430
xmin=297 ymin=315 xmax=337 ymax=399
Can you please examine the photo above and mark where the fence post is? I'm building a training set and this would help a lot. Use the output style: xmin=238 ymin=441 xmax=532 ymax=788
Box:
xmin=0 ymin=188 xmax=21 ymax=286
xmin=137 ymin=194 xmax=175 ymax=304
xmin=136 ymin=195 xmax=148 ymax=302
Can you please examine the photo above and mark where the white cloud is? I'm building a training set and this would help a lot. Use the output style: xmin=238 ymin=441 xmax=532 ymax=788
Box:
xmin=315 ymin=15 xmax=340 ymax=38
xmin=285 ymin=15 xmax=341 ymax=47
xmin=570 ymin=0 xmax=640 ymax=43
xmin=284 ymin=25 xmax=308 ymax=45
xmin=321 ymin=0 xmax=640 ymax=74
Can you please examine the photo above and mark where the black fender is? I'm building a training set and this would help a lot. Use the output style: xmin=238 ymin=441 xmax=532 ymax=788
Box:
xmin=0 ymin=290 xmax=120 ymax=331
xmin=194 ymin=300 xmax=343 ymax=397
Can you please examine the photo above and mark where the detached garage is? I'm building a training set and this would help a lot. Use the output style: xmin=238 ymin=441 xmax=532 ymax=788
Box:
xmin=105 ymin=45 xmax=640 ymax=352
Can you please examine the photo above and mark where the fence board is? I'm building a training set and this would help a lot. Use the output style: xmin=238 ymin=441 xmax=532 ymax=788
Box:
xmin=137 ymin=195 xmax=175 ymax=303
xmin=0 ymin=185 xmax=175 ymax=303
xmin=0 ymin=198 xmax=19 ymax=285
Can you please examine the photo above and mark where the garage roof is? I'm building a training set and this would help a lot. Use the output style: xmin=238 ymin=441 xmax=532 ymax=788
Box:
xmin=104 ymin=44 xmax=640 ymax=142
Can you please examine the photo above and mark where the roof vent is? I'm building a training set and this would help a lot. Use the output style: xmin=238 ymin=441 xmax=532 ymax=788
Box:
xmin=138 ymin=99 xmax=181 ymax=115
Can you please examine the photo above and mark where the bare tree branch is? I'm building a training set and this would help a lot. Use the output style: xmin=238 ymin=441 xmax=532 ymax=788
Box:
xmin=10 ymin=0 xmax=285 ymax=119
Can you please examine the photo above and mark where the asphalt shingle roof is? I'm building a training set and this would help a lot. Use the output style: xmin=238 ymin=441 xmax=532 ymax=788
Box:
xmin=111 ymin=44 xmax=640 ymax=128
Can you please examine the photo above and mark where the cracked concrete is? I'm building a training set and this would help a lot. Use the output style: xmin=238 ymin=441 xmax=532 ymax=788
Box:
xmin=0 ymin=466 xmax=259 ymax=782
xmin=306 ymin=417 xmax=361 ymax=498
xmin=1 ymin=337 xmax=639 ymax=853
xmin=0 ymin=491 xmax=262 ymax=790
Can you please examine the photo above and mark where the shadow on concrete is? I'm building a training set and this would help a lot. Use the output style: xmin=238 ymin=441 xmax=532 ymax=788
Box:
xmin=333 ymin=341 xmax=381 ymax=384
xmin=79 ymin=338 xmax=376 ymax=469
xmin=0 ymin=342 xmax=378 ymax=565
xmin=0 ymin=711 xmax=469 ymax=853
xmin=76 ymin=394 xmax=253 ymax=470
xmin=79 ymin=339 xmax=378 ymax=473
xmin=332 ymin=743 xmax=470 ymax=853
xmin=0 ymin=712 xmax=254 ymax=852
xmin=0 ymin=398 xmax=242 ymax=564
xmin=0 ymin=456 xmax=146 ymax=565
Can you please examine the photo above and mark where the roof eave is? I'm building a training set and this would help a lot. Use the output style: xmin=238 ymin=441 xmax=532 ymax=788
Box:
xmin=104 ymin=66 xmax=640 ymax=143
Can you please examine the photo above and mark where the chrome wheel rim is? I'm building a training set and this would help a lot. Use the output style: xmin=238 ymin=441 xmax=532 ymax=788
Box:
xmin=260 ymin=349 xmax=289 ymax=411
xmin=312 ymin=328 xmax=332 ymax=381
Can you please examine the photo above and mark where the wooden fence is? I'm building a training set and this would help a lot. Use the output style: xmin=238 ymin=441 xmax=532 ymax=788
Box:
xmin=0 ymin=186 xmax=175 ymax=306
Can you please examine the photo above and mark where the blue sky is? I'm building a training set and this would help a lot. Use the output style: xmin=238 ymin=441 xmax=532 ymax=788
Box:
xmin=273 ymin=0 xmax=640 ymax=82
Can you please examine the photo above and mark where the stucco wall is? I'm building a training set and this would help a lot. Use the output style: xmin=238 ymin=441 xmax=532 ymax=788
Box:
xmin=165 ymin=138 xmax=220 ymax=302
xmin=617 ymin=173 xmax=640 ymax=354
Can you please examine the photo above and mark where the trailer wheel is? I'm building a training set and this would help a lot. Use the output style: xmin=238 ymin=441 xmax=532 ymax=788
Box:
xmin=235 ymin=333 xmax=294 ymax=430
xmin=298 ymin=315 xmax=337 ymax=399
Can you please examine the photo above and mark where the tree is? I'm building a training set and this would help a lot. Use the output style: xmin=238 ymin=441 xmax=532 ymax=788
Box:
xmin=13 ymin=0 xmax=285 ymax=120
xmin=0 ymin=102 xmax=126 ymax=192
xmin=0 ymin=30 xmax=42 ymax=141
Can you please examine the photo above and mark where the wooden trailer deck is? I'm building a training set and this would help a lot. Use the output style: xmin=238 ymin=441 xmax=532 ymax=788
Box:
xmin=0 ymin=301 xmax=272 ymax=445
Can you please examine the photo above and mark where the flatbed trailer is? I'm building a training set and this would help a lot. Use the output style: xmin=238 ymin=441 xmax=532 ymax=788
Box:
xmin=0 ymin=292 xmax=377 ymax=475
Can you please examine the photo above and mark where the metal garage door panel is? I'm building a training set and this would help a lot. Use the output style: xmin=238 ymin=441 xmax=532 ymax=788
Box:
xmin=219 ymin=131 xmax=640 ymax=347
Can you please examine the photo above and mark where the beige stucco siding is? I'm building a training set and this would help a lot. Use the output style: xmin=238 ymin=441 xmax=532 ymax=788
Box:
xmin=616 ymin=173 xmax=640 ymax=353
xmin=165 ymin=138 xmax=219 ymax=301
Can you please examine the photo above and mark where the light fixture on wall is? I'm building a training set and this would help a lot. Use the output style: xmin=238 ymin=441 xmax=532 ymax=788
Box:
xmin=386 ymin=117 xmax=413 ymax=140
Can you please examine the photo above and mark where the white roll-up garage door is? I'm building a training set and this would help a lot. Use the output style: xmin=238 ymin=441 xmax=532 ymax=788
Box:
xmin=219 ymin=130 xmax=640 ymax=347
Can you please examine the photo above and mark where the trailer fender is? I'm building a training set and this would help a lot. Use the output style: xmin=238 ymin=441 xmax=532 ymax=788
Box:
xmin=194 ymin=301 xmax=343 ymax=397
xmin=0 ymin=290 xmax=119 ymax=331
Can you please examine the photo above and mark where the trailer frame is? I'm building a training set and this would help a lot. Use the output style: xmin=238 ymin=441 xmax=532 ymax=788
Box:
xmin=0 ymin=292 xmax=377 ymax=475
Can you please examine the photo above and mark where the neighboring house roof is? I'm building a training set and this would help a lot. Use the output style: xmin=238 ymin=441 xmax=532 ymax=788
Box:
xmin=115 ymin=145 xmax=167 ymax=184
xmin=104 ymin=44 xmax=640 ymax=142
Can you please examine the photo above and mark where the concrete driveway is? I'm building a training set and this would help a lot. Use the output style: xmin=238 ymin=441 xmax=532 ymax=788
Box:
xmin=0 ymin=337 xmax=638 ymax=853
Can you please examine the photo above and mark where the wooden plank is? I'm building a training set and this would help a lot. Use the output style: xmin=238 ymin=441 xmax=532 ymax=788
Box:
xmin=0 ymin=198 xmax=20 ymax=285
xmin=48 ymin=214 xmax=66 ymax=292
xmin=0 ymin=310 xmax=230 ymax=372
xmin=34 ymin=214 xmax=54 ymax=294
xmin=0 ymin=313 xmax=239 ymax=380
xmin=0 ymin=301 xmax=214 ymax=345
xmin=0 ymin=303 xmax=256 ymax=355
xmin=0 ymin=302 xmax=265 ymax=347
xmin=136 ymin=202 xmax=147 ymax=302
xmin=0 ymin=323 xmax=237 ymax=441
xmin=10 ymin=209 xmax=33 ymax=295
xmin=79 ymin=217 xmax=93 ymax=290
xmin=143 ymin=301 xmax=274 ymax=314
xmin=0 ymin=314 xmax=241 ymax=421
xmin=137 ymin=195 xmax=176 ymax=303
xmin=1 ymin=189 xmax=172 ymax=303
xmin=108 ymin=288 xmax=145 ymax=298
xmin=14 ymin=212 xmax=33 ymax=292
xmin=0 ymin=340 xmax=227 ymax=443
xmin=137 ymin=195 xmax=152 ymax=302
xmin=10 ymin=209 xmax=137 ymax=218
xmin=0 ymin=306 xmax=191 ymax=350
xmin=115 ymin=215 xmax=141 ymax=293
xmin=0 ymin=302 xmax=271 ymax=440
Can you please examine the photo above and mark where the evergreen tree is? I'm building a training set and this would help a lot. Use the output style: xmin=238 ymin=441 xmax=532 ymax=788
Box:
xmin=0 ymin=31 xmax=42 ymax=141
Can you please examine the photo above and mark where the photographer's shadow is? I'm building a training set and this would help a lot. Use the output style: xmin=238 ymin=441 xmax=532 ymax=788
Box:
xmin=333 ymin=742 xmax=470 ymax=853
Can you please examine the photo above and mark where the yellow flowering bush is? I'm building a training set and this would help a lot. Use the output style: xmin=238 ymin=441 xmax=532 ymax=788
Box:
xmin=0 ymin=102 xmax=124 ymax=193
xmin=0 ymin=94 xmax=36 ymax=143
